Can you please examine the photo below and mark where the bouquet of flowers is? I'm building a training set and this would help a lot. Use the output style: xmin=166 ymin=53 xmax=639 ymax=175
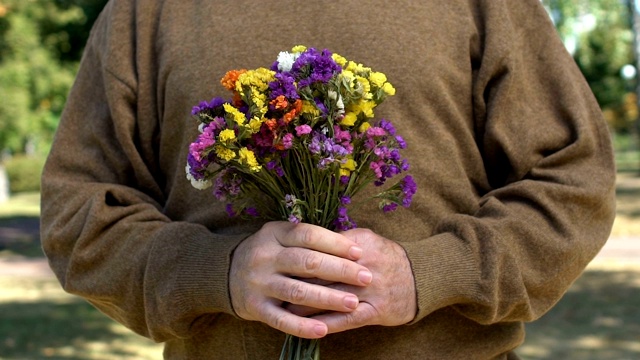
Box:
xmin=186 ymin=46 xmax=416 ymax=359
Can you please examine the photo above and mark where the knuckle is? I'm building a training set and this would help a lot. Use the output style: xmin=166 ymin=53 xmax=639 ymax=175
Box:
xmin=303 ymin=252 xmax=323 ymax=273
xmin=270 ymin=312 xmax=288 ymax=332
xmin=288 ymin=282 xmax=308 ymax=303
xmin=297 ymin=224 xmax=316 ymax=247
xmin=340 ymin=261 xmax=352 ymax=279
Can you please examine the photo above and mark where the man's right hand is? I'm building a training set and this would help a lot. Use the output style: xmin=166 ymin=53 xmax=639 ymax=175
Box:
xmin=229 ymin=221 xmax=373 ymax=339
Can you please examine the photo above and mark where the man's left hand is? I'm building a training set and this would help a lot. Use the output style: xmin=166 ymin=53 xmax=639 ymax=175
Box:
xmin=287 ymin=228 xmax=417 ymax=333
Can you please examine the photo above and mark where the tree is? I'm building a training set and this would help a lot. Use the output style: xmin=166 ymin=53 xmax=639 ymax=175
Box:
xmin=542 ymin=0 xmax=635 ymax=132
xmin=0 ymin=0 xmax=107 ymax=155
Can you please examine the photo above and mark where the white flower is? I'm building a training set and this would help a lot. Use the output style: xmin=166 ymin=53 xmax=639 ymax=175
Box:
xmin=277 ymin=51 xmax=298 ymax=72
xmin=198 ymin=123 xmax=206 ymax=133
xmin=185 ymin=164 xmax=212 ymax=190
xmin=328 ymin=90 xmax=345 ymax=116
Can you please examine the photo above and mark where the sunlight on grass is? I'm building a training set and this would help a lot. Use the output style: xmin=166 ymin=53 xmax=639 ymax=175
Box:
xmin=519 ymin=268 xmax=640 ymax=360
xmin=0 ymin=192 xmax=40 ymax=217
xmin=0 ymin=275 xmax=163 ymax=359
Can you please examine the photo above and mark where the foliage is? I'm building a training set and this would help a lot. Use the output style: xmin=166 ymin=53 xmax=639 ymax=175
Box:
xmin=0 ymin=0 xmax=107 ymax=155
xmin=542 ymin=0 xmax=636 ymax=133
xmin=3 ymin=155 xmax=46 ymax=193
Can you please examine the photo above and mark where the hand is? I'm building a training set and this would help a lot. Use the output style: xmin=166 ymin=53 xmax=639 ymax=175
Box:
xmin=290 ymin=228 xmax=417 ymax=333
xmin=229 ymin=221 xmax=373 ymax=339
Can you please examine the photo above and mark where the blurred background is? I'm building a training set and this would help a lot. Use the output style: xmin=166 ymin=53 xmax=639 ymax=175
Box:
xmin=0 ymin=0 xmax=638 ymax=359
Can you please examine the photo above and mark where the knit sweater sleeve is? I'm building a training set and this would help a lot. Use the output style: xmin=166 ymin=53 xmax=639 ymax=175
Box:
xmin=40 ymin=1 xmax=246 ymax=342
xmin=403 ymin=0 xmax=616 ymax=325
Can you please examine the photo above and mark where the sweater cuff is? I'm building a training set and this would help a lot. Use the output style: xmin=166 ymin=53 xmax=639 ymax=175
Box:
xmin=401 ymin=232 xmax=480 ymax=323
xmin=146 ymin=222 xmax=250 ymax=340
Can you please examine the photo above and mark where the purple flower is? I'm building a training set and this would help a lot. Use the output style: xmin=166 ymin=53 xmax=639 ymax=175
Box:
xmin=401 ymin=175 xmax=418 ymax=207
xmin=291 ymin=48 xmax=342 ymax=88
xmin=380 ymin=119 xmax=397 ymax=136
xmin=288 ymin=213 xmax=301 ymax=224
xmin=213 ymin=170 xmax=242 ymax=201
xmin=226 ymin=203 xmax=237 ymax=217
xmin=314 ymin=98 xmax=328 ymax=114
xmin=284 ymin=194 xmax=297 ymax=208
xmin=192 ymin=97 xmax=228 ymax=116
xmin=269 ymin=72 xmax=299 ymax=101
xmin=309 ymin=133 xmax=323 ymax=154
xmin=266 ymin=160 xmax=285 ymax=177
xmin=331 ymin=144 xmax=349 ymax=157
xmin=340 ymin=195 xmax=351 ymax=205
xmin=318 ymin=157 xmax=335 ymax=169
xmin=245 ymin=207 xmax=260 ymax=217
xmin=282 ymin=133 xmax=294 ymax=149
xmin=334 ymin=206 xmax=357 ymax=231
xmin=395 ymin=135 xmax=407 ymax=149
xmin=382 ymin=202 xmax=398 ymax=213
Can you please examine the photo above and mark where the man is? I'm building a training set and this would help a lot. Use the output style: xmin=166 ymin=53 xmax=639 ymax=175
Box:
xmin=41 ymin=0 xmax=616 ymax=358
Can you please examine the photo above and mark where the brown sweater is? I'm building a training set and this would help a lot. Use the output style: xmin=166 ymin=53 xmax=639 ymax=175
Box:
xmin=41 ymin=0 xmax=616 ymax=359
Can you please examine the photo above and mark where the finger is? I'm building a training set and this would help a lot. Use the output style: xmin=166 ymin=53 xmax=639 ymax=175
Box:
xmin=285 ymin=303 xmax=329 ymax=317
xmin=276 ymin=247 xmax=373 ymax=286
xmin=311 ymin=302 xmax=379 ymax=334
xmin=258 ymin=301 xmax=329 ymax=339
xmin=265 ymin=221 xmax=363 ymax=260
xmin=267 ymin=276 xmax=360 ymax=312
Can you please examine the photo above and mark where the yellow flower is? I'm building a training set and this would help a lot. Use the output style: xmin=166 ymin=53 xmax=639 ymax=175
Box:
xmin=340 ymin=158 xmax=357 ymax=177
xmin=358 ymin=122 xmax=371 ymax=133
xmin=332 ymin=53 xmax=347 ymax=67
xmin=341 ymin=112 xmax=358 ymax=126
xmin=341 ymin=158 xmax=356 ymax=171
xmin=236 ymin=68 xmax=275 ymax=94
xmin=346 ymin=61 xmax=370 ymax=74
xmin=218 ymin=128 xmax=236 ymax=142
xmin=351 ymin=100 xmax=375 ymax=118
xmin=356 ymin=76 xmax=371 ymax=94
xmin=247 ymin=117 xmax=263 ymax=133
xmin=341 ymin=70 xmax=355 ymax=82
xmin=369 ymin=72 xmax=387 ymax=88
xmin=292 ymin=45 xmax=307 ymax=53
xmin=382 ymin=82 xmax=396 ymax=96
xmin=223 ymin=103 xmax=246 ymax=125
xmin=301 ymin=100 xmax=320 ymax=117
xmin=239 ymin=147 xmax=261 ymax=172
xmin=215 ymin=145 xmax=236 ymax=161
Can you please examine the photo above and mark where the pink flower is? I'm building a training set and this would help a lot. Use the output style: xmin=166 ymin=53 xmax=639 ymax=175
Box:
xmin=295 ymin=125 xmax=312 ymax=136
xmin=367 ymin=126 xmax=387 ymax=137
xmin=282 ymin=133 xmax=294 ymax=149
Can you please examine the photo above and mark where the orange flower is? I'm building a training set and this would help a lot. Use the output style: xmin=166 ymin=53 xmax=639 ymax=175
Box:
xmin=283 ymin=109 xmax=297 ymax=124
xmin=293 ymin=99 xmax=302 ymax=113
xmin=232 ymin=93 xmax=244 ymax=107
xmin=270 ymin=95 xmax=289 ymax=110
xmin=265 ymin=118 xmax=278 ymax=131
xmin=221 ymin=69 xmax=247 ymax=91
xmin=283 ymin=99 xmax=303 ymax=124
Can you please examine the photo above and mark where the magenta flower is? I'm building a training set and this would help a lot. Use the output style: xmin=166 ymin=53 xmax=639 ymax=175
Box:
xmin=295 ymin=125 xmax=312 ymax=136
xmin=282 ymin=133 xmax=294 ymax=149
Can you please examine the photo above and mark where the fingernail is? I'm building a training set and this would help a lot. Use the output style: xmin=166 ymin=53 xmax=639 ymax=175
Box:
xmin=349 ymin=246 xmax=363 ymax=259
xmin=313 ymin=324 xmax=327 ymax=337
xmin=358 ymin=270 xmax=373 ymax=285
xmin=344 ymin=295 xmax=358 ymax=309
